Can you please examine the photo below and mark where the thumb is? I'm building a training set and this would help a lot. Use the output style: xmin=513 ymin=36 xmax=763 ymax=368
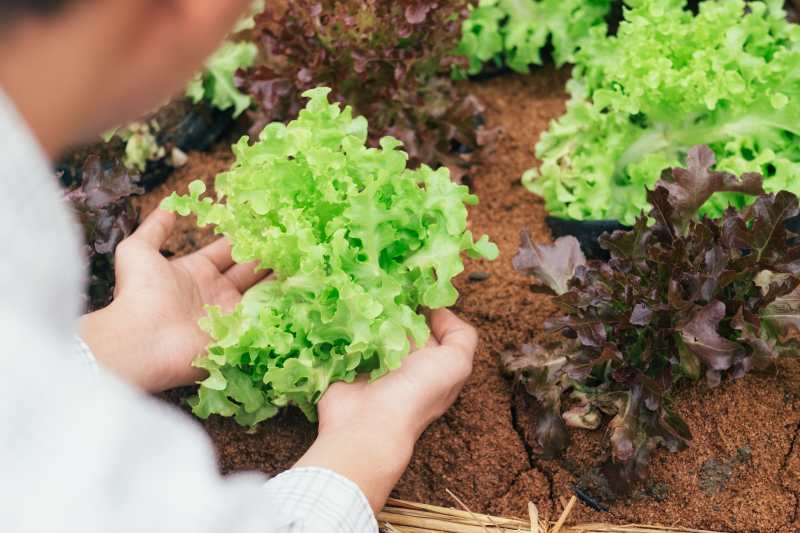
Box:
xmin=131 ymin=208 xmax=176 ymax=250
xmin=429 ymin=308 xmax=478 ymax=359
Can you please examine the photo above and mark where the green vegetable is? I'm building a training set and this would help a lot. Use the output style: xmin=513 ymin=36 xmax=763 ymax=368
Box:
xmin=232 ymin=0 xmax=265 ymax=33
xmin=456 ymin=0 xmax=614 ymax=77
xmin=526 ymin=0 xmax=800 ymax=224
xmin=162 ymin=88 xmax=498 ymax=425
xmin=102 ymin=121 xmax=165 ymax=172
xmin=186 ymin=40 xmax=257 ymax=118
xmin=120 ymin=122 xmax=165 ymax=172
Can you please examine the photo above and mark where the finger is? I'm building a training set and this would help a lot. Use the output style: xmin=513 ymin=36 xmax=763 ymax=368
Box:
xmin=225 ymin=261 xmax=272 ymax=293
xmin=131 ymin=208 xmax=175 ymax=250
xmin=429 ymin=309 xmax=478 ymax=359
xmin=195 ymin=237 xmax=235 ymax=271
xmin=409 ymin=335 xmax=440 ymax=352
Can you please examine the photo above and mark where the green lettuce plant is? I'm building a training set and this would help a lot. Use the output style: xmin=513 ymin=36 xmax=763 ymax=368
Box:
xmin=186 ymin=40 xmax=257 ymax=118
xmin=526 ymin=0 xmax=800 ymax=225
xmin=119 ymin=122 xmax=166 ymax=172
xmin=162 ymin=88 xmax=498 ymax=426
xmin=456 ymin=0 xmax=614 ymax=77
xmin=184 ymin=1 xmax=264 ymax=116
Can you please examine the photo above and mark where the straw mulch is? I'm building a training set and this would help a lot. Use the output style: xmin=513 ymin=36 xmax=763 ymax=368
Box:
xmin=378 ymin=495 xmax=726 ymax=533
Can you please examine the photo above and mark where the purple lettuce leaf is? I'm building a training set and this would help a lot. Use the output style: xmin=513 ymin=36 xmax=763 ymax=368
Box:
xmin=239 ymin=0 xmax=483 ymax=181
xmin=65 ymin=155 xmax=142 ymax=311
xmin=513 ymin=231 xmax=586 ymax=295
xmin=656 ymin=145 xmax=764 ymax=227
xmin=502 ymin=344 xmax=570 ymax=458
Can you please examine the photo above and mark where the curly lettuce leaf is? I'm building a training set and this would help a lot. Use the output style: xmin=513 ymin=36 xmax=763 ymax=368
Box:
xmin=186 ymin=40 xmax=257 ymax=117
xmin=658 ymin=145 xmax=765 ymax=227
xmin=163 ymin=87 xmax=498 ymax=425
xmin=457 ymin=0 xmax=614 ymax=76
xmin=66 ymin=155 xmax=142 ymax=311
xmin=526 ymin=0 xmax=800 ymax=224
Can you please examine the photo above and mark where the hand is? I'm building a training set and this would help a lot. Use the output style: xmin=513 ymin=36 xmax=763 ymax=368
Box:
xmin=294 ymin=309 xmax=478 ymax=512
xmin=80 ymin=208 xmax=269 ymax=393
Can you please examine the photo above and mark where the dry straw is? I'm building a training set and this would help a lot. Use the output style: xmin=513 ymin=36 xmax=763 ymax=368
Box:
xmin=378 ymin=496 xmax=726 ymax=533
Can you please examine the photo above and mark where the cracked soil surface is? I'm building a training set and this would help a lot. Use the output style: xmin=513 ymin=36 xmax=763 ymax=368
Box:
xmin=138 ymin=69 xmax=800 ymax=532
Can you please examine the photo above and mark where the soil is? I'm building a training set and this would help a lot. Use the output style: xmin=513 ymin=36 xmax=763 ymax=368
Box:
xmin=134 ymin=68 xmax=800 ymax=533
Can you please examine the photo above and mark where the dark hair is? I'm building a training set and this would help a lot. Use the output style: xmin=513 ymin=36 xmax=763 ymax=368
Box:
xmin=0 ymin=0 xmax=70 ymax=18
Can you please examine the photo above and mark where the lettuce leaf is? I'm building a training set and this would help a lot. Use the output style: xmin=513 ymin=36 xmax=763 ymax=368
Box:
xmin=162 ymin=88 xmax=498 ymax=425
xmin=232 ymin=0 xmax=265 ymax=33
xmin=526 ymin=0 xmax=800 ymax=224
xmin=66 ymin=155 xmax=142 ymax=311
xmin=238 ymin=0 xmax=483 ymax=182
xmin=456 ymin=0 xmax=614 ymax=76
xmin=186 ymin=40 xmax=257 ymax=118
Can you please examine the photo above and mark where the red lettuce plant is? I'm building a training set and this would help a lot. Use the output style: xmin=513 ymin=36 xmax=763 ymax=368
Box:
xmin=238 ymin=0 xmax=484 ymax=181
xmin=507 ymin=145 xmax=800 ymax=492
xmin=65 ymin=156 xmax=142 ymax=311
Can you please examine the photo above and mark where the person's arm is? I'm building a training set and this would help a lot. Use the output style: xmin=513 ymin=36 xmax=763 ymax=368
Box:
xmin=1 ymin=318 xmax=327 ymax=533
xmin=79 ymin=208 xmax=478 ymax=517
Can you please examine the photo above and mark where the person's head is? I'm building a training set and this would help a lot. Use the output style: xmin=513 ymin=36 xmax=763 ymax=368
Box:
xmin=0 ymin=0 xmax=252 ymax=157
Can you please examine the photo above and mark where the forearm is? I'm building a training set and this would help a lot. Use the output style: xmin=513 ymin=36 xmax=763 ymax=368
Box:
xmin=294 ymin=422 xmax=415 ymax=513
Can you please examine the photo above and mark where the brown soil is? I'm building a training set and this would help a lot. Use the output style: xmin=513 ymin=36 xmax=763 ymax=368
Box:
xmin=135 ymin=69 xmax=800 ymax=533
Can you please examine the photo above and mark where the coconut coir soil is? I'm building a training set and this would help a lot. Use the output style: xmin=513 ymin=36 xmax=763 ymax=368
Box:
xmin=134 ymin=69 xmax=800 ymax=532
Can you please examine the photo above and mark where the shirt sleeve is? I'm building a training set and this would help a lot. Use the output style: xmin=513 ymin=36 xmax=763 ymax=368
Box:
xmin=70 ymin=335 xmax=378 ymax=532
xmin=263 ymin=468 xmax=378 ymax=533
xmin=0 ymin=316 xmax=380 ymax=533
xmin=72 ymin=335 xmax=99 ymax=373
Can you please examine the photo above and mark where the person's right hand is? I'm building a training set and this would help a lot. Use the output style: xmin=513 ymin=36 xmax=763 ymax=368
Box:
xmin=294 ymin=309 xmax=478 ymax=512
xmin=80 ymin=209 xmax=269 ymax=393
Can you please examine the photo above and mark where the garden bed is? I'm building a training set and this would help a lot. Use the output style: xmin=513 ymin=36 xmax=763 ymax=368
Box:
xmin=135 ymin=68 xmax=800 ymax=533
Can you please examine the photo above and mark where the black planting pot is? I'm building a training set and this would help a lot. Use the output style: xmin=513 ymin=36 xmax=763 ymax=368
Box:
xmin=58 ymin=99 xmax=234 ymax=191
xmin=786 ymin=214 xmax=800 ymax=234
xmin=138 ymin=100 xmax=234 ymax=190
xmin=545 ymin=216 xmax=631 ymax=261
xmin=547 ymin=215 xmax=800 ymax=261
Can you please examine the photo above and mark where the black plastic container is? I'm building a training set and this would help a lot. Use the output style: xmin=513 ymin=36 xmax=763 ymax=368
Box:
xmin=547 ymin=214 xmax=800 ymax=261
xmin=58 ymin=98 xmax=233 ymax=191
xmin=545 ymin=216 xmax=630 ymax=260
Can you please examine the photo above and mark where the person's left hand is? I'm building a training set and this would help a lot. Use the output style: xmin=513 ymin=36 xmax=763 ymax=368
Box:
xmin=80 ymin=208 xmax=270 ymax=393
xmin=293 ymin=308 xmax=478 ymax=512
